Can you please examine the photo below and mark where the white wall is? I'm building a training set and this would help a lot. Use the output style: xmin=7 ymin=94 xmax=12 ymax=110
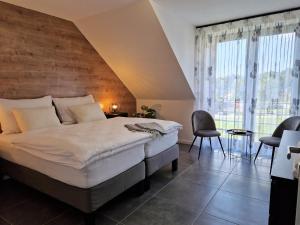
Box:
xmin=150 ymin=0 xmax=196 ymax=92
xmin=137 ymin=99 xmax=195 ymax=143
xmin=136 ymin=2 xmax=196 ymax=145
xmin=75 ymin=0 xmax=194 ymax=100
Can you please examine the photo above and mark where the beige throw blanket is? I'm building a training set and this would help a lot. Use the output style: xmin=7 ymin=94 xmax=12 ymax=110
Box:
xmin=125 ymin=122 xmax=167 ymax=137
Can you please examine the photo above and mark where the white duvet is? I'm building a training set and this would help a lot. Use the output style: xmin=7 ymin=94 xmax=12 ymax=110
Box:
xmin=9 ymin=117 xmax=182 ymax=169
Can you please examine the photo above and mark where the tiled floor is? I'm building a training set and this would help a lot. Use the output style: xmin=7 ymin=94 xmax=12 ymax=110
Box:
xmin=0 ymin=144 xmax=271 ymax=225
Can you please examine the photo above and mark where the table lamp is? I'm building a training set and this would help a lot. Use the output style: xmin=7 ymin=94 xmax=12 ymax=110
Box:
xmin=111 ymin=103 xmax=119 ymax=113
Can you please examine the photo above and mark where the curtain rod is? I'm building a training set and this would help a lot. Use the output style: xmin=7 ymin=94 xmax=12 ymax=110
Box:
xmin=196 ymin=6 xmax=300 ymax=29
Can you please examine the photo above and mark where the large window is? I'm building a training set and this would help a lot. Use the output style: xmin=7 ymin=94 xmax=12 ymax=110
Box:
xmin=196 ymin=12 xmax=300 ymax=150
xmin=213 ymin=32 xmax=297 ymax=141
xmin=215 ymin=39 xmax=247 ymax=136
xmin=254 ymin=33 xmax=296 ymax=139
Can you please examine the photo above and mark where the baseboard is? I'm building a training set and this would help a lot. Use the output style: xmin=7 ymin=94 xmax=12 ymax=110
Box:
xmin=178 ymin=139 xmax=193 ymax=145
xmin=178 ymin=138 xmax=201 ymax=146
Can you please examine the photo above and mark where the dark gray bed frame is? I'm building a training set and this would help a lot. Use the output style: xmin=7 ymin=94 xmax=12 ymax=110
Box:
xmin=144 ymin=144 xmax=179 ymax=189
xmin=0 ymin=144 xmax=179 ymax=225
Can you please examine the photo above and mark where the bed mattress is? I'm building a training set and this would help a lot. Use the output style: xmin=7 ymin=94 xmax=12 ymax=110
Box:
xmin=144 ymin=130 xmax=178 ymax=157
xmin=0 ymin=131 xmax=178 ymax=188
xmin=0 ymin=135 xmax=145 ymax=188
xmin=0 ymin=117 xmax=180 ymax=188
xmin=5 ymin=117 xmax=181 ymax=169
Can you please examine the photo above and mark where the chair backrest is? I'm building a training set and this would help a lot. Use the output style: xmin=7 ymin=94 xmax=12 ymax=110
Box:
xmin=191 ymin=110 xmax=216 ymax=133
xmin=272 ymin=116 xmax=300 ymax=138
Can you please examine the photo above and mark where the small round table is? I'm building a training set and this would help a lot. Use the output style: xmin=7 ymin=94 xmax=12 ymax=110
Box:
xmin=227 ymin=129 xmax=254 ymax=160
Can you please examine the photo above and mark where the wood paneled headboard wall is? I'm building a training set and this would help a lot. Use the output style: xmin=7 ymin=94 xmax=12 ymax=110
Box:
xmin=0 ymin=1 xmax=136 ymax=114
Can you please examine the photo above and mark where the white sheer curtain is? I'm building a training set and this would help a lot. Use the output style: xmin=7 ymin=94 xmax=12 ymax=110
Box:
xmin=195 ymin=10 xmax=300 ymax=152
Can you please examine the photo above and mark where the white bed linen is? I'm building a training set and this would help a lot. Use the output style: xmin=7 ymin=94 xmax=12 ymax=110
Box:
xmin=0 ymin=117 xmax=181 ymax=187
xmin=7 ymin=117 xmax=181 ymax=169
xmin=0 ymin=135 xmax=145 ymax=188
xmin=144 ymin=130 xmax=178 ymax=157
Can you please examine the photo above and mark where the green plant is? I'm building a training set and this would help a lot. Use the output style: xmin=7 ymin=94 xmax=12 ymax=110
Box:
xmin=133 ymin=105 xmax=157 ymax=118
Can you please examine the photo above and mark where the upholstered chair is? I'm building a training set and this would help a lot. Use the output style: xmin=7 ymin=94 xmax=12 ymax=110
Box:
xmin=189 ymin=110 xmax=225 ymax=159
xmin=254 ymin=116 xmax=300 ymax=173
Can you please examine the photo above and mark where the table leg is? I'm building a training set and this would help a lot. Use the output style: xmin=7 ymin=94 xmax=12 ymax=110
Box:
xmin=249 ymin=134 xmax=253 ymax=161
xmin=245 ymin=135 xmax=248 ymax=157
xmin=227 ymin=134 xmax=230 ymax=155
xmin=230 ymin=134 xmax=233 ymax=159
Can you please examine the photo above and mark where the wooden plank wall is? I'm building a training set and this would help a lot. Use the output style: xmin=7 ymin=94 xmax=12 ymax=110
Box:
xmin=0 ymin=1 xmax=136 ymax=114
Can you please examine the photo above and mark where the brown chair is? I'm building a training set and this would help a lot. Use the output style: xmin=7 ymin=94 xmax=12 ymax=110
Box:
xmin=189 ymin=110 xmax=225 ymax=159
xmin=254 ymin=116 xmax=300 ymax=173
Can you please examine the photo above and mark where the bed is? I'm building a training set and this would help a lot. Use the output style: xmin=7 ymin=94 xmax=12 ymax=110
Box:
xmin=0 ymin=117 xmax=181 ymax=225
xmin=143 ymin=129 xmax=179 ymax=188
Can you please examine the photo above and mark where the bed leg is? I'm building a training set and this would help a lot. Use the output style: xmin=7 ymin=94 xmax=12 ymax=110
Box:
xmin=84 ymin=212 xmax=96 ymax=225
xmin=172 ymin=159 xmax=178 ymax=172
xmin=144 ymin=177 xmax=151 ymax=192
xmin=135 ymin=180 xmax=146 ymax=196
xmin=0 ymin=173 xmax=4 ymax=182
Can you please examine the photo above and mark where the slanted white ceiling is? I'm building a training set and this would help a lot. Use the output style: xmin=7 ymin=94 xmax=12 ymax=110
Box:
xmin=75 ymin=0 xmax=194 ymax=99
xmin=2 ymin=0 xmax=140 ymax=20
xmin=5 ymin=0 xmax=300 ymax=25
xmin=153 ymin=0 xmax=300 ymax=26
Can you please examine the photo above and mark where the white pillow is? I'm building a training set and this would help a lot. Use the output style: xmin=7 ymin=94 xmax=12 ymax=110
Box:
xmin=69 ymin=103 xmax=107 ymax=123
xmin=12 ymin=106 xmax=61 ymax=132
xmin=0 ymin=96 xmax=52 ymax=134
xmin=53 ymin=95 xmax=95 ymax=124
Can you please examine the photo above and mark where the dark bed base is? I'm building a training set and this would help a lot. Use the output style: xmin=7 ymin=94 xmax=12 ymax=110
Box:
xmin=0 ymin=144 xmax=179 ymax=225
xmin=145 ymin=144 xmax=179 ymax=176
xmin=144 ymin=144 xmax=179 ymax=190
xmin=0 ymin=159 xmax=146 ymax=225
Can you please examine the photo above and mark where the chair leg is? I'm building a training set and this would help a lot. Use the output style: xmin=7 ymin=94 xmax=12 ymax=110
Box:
xmin=209 ymin=137 xmax=213 ymax=151
xmin=198 ymin=137 xmax=203 ymax=160
xmin=217 ymin=136 xmax=225 ymax=157
xmin=270 ymin=146 xmax=276 ymax=174
xmin=189 ymin=136 xmax=197 ymax=152
xmin=254 ymin=142 xmax=263 ymax=162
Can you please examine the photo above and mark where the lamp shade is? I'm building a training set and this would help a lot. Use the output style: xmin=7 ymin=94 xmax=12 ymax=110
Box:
xmin=111 ymin=103 xmax=119 ymax=112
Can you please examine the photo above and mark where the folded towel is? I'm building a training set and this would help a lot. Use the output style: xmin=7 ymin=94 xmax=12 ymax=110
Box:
xmin=125 ymin=122 xmax=167 ymax=137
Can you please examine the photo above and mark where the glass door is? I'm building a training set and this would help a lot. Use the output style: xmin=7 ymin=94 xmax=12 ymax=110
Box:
xmin=214 ymin=39 xmax=247 ymax=136
xmin=253 ymin=32 xmax=296 ymax=141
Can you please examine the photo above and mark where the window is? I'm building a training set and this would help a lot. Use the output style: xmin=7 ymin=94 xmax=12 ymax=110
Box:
xmin=212 ymin=32 xmax=297 ymax=142
xmin=254 ymin=33 xmax=296 ymax=139
xmin=196 ymin=14 xmax=300 ymax=151
xmin=215 ymin=39 xmax=247 ymax=136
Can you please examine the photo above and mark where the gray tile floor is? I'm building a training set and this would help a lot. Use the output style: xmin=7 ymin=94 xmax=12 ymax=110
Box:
xmin=0 ymin=144 xmax=271 ymax=225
